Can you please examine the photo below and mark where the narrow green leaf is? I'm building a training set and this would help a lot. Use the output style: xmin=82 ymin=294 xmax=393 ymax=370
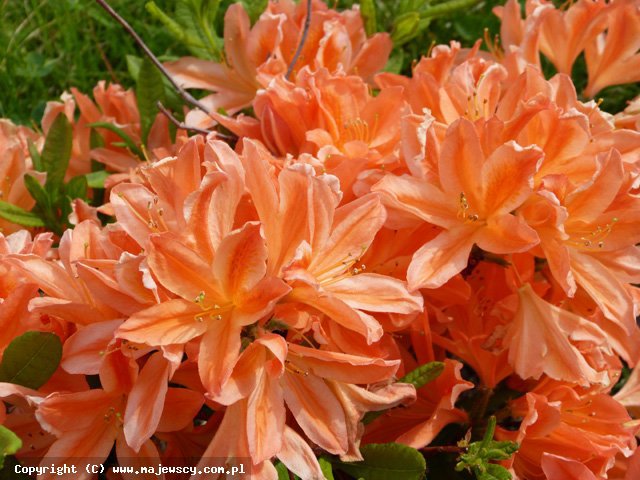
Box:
xmin=0 ymin=332 xmax=62 ymax=389
xmin=360 ymin=0 xmax=377 ymax=35
xmin=391 ymin=12 xmax=421 ymax=46
xmin=400 ymin=361 xmax=445 ymax=389
xmin=27 ymin=139 xmax=42 ymax=172
xmin=126 ymin=55 xmax=143 ymax=82
xmin=146 ymin=2 xmax=187 ymax=43
xmin=419 ymin=0 xmax=479 ymax=19
xmin=65 ymin=175 xmax=88 ymax=201
xmin=319 ymin=458 xmax=335 ymax=480
xmin=88 ymin=122 xmax=145 ymax=160
xmin=0 ymin=426 xmax=22 ymax=469
xmin=275 ymin=462 xmax=289 ymax=480
xmin=23 ymin=174 xmax=50 ymax=211
xmin=85 ymin=171 xmax=111 ymax=189
xmin=40 ymin=113 xmax=72 ymax=198
xmin=136 ymin=57 xmax=166 ymax=143
xmin=332 ymin=443 xmax=426 ymax=480
xmin=0 ymin=201 xmax=45 ymax=227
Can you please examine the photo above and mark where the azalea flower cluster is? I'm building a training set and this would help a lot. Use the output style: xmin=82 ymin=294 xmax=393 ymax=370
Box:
xmin=1 ymin=0 xmax=640 ymax=479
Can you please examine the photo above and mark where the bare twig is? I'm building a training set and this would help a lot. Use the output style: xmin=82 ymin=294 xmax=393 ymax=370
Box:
xmin=420 ymin=445 xmax=465 ymax=455
xmin=156 ymin=102 xmax=235 ymax=140
xmin=285 ymin=0 xmax=312 ymax=80
xmin=95 ymin=0 xmax=212 ymax=116
xmin=156 ymin=102 xmax=211 ymax=135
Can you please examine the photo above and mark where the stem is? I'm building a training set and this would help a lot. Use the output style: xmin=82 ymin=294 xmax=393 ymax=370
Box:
xmin=285 ymin=0 xmax=312 ymax=80
xmin=156 ymin=102 xmax=211 ymax=135
xmin=420 ymin=0 xmax=479 ymax=19
xmin=94 ymin=0 xmax=213 ymax=116
xmin=421 ymin=445 xmax=465 ymax=455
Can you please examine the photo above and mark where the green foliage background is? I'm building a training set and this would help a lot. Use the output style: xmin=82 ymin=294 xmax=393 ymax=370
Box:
xmin=0 ymin=0 xmax=506 ymax=125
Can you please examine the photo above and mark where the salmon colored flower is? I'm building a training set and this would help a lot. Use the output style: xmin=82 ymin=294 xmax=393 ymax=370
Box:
xmin=584 ymin=0 xmax=640 ymax=98
xmin=116 ymin=223 xmax=290 ymax=397
xmin=165 ymin=0 xmax=391 ymax=128
xmin=363 ymin=359 xmax=473 ymax=448
xmin=373 ymin=117 xmax=541 ymax=289
xmin=497 ymin=385 xmax=637 ymax=480
xmin=240 ymin=140 xmax=422 ymax=344
xmin=36 ymin=350 xmax=202 ymax=480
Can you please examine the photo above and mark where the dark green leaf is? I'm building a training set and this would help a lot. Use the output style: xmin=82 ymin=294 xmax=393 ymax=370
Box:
xmin=0 ymin=426 xmax=22 ymax=469
xmin=85 ymin=171 xmax=111 ymax=189
xmin=136 ymin=57 xmax=166 ymax=143
xmin=0 ymin=201 xmax=45 ymax=227
xmin=40 ymin=113 xmax=72 ymax=198
xmin=332 ymin=443 xmax=426 ymax=480
xmin=0 ymin=332 xmax=62 ymax=389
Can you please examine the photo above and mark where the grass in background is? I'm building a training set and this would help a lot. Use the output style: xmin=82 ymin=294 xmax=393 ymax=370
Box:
xmin=0 ymin=0 xmax=183 ymax=125
xmin=1 ymin=0 xmax=636 ymax=125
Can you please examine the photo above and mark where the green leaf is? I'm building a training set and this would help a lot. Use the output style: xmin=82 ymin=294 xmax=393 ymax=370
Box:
xmin=23 ymin=174 xmax=50 ymax=211
xmin=391 ymin=12 xmax=421 ymax=46
xmin=275 ymin=461 xmax=289 ymax=480
xmin=241 ymin=0 xmax=268 ymax=24
xmin=85 ymin=170 xmax=111 ymax=189
xmin=40 ymin=113 xmax=72 ymax=199
xmin=27 ymin=139 xmax=42 ymax=172
xmin=126 ymin=55 xmax=143 ymax=82
xmin=65 ymin=175 xmax=88 ymax=201
xmin=400 ymin=361 xmax=445 ymax=389
xmin=0 ymin=332 xmax=62 ymax=389
xmin=0 ymin=426 xmax=22 ymax=469
xmin=360 ymin=0 xmax=378 ymax=35
xmin=456 ymin=417 xmax=518 ymax=480
xmin=363 ymin=361 xmax=444 ymax=425
xmin=88 ymin=122 xmax=145 ymax=160
xmin=136 ymin=57 xmax=166 ymax=143
xmin=0 ymin=201 xmax=45 ymax=227
xmin=332 ymin=443 xmax=426 ymax=480
xmin=384 ymin=50 xmax=405 ymax=74
xmin=319 ymin=458 xmax=334 ymax=480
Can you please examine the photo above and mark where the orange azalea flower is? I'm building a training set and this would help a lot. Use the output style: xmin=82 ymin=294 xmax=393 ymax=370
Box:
xmin=363 ymin=359 xmax=473 ymax=448
xmin=504 ymin=283 xmax=611 ymax=386
xmin=519 ymin=149 xmax=640 ymax=363
xmin=0 ymin=120 xmax=46 ymax=235
xmin=36 ymin=350 xmax=202 ymax=480
xmin=537 ymin=0 xmax=608 ymax=75
xmin=497 ymin=385 xmax=637 ymax=480
xmin=165 ymin=0 xmax=391 ymax=128
xmin=206 ymin=333 xmax=414 ymax=474
xmin=116 ymin=223 xmax=290 ymax=397
xmin=240 ymin=140 xmax=422 ymax=344
xmin=373 ymin=117 xmax=541 ymax=289
xmin=584 ymin=0 xmax=640 ymax=98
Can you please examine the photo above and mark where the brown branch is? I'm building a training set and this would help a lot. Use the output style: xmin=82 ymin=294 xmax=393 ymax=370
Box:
xmin=156 ymin=102 xmax=235 ymax=141
xmin=285 ymin=0 xmax=312 ymax=80
xmin=95 ymin=0 xmax=213 ymax=116
xmin=156 ymin=102 xmax=211 ymax=135
xmin=420 ymin=445 xmax=466 ymax=455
